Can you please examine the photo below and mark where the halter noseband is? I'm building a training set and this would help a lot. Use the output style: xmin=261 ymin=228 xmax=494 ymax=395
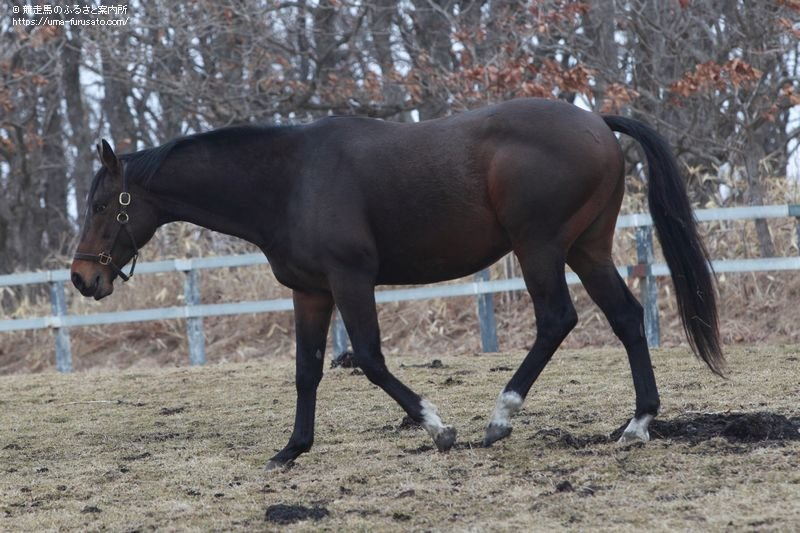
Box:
xmin=73 ymin=180 xmax=139 ymax=282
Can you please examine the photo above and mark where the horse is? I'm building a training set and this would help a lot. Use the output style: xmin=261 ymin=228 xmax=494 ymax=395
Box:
xmin=70 ymin=98 xmax=723 ymax=468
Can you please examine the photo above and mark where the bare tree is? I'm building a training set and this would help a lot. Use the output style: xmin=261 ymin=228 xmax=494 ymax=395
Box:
xmin=0 ymin=0 xmax=797 ymax=279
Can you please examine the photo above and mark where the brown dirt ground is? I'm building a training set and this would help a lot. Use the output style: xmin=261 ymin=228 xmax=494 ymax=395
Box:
xmin=1 ymin=346 xmax=799 ymax=531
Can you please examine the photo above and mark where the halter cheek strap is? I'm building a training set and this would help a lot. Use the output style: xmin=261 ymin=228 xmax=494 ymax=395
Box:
xmin=73 ymin=187 xmax=140 ymax=282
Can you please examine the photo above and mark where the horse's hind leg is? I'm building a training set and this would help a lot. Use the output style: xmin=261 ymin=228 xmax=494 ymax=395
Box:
xmin=267 ymin=290 xmax=334 ymax=469
xmin=567 ymin=243 xmax=660 ymax=442
xmin=484 ymin=245 xmax=578 ymax=446
xmin=330 ymin=273 xmax=457 ymax=452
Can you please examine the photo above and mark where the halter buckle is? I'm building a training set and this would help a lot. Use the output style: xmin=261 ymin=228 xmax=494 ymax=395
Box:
xmin=98 ymin=252 xmax=112 ymax=265
xmin=119 ymin=192 xmax=131 ymax=206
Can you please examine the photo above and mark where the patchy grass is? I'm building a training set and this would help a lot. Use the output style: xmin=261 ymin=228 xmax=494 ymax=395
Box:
xmin=1 ymin=346 xmax=799 ymax=531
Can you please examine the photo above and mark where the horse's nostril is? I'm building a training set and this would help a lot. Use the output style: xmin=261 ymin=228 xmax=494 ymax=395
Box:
xmin=71 ymin=272 xmax=85 ymax=291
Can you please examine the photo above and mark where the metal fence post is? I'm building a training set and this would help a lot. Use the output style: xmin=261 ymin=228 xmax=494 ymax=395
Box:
xmin=49 ymin=280 xmax=72 ymax=373
xmin=332 ymin=307 xmax=349 ymax=356
xmin=183 ymin=268 xmax=206 ymax=365
xmin=635 ymin=226 xmax=660 ymax=348
xmin=789 ymin=204 xmax=800 ymax=255
xmin=475 ymin=268 xmax=499 ymax=352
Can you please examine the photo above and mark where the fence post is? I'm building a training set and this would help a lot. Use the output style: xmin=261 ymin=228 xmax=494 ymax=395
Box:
xmin=789 ymin=204 xmax=800 ymax=255
xmin=183 ymin=268 xmax=206 ymax=365
xmin=635 ymin=226 xmax=660 ymax=348
xmin=49 ymin=280 xmax=72 ymax=373
xmin=475 ymin=268 xmax=499 ymax=352
xmin=331 ymin=307 xmax=349 ymax=356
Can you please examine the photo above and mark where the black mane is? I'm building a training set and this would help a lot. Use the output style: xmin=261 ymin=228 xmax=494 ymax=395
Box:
xmin=121 ymin=124 xmax=292 ymax=188
xmin=120 ymin=141 xmax=178 ymax=188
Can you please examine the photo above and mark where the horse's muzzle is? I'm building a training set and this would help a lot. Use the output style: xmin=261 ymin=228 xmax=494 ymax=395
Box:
xmin=71 ymin=267 xmax=114 ymax=300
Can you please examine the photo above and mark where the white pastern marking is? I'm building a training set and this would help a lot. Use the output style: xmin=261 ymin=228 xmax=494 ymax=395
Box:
xmin=420 ymin=399 xmax=450 ymax=438
xmin=619 ymin=414 xmax=654 ymax=443
xmin=488 ymin=391 xmax=523 ymax=428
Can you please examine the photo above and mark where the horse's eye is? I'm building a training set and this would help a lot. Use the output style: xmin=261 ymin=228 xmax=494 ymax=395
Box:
xmin=93 ymin=202 xmax=107 ymax=214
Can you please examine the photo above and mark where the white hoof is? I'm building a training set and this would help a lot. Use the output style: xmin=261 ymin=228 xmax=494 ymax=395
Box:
xmin=483 ymin=391 xmax=523 ymax=446
xmin=618 ymin=414 xmax=654 ymax=443
xmin=488 ymin=391 xmax=523 ymax=428
xmin=420 ymin=400 xmax=457 ymax=451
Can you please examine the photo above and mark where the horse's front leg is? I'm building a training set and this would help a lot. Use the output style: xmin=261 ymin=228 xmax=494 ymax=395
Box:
xmin=330 ymin=272 xmax=457 ymax=452
xmin=266 ymin=290 xmax=334 ymax=469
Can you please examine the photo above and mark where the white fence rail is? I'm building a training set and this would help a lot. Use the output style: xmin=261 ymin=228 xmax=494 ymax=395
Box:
xmin=1 ymin=204 xmax=799 ymax=372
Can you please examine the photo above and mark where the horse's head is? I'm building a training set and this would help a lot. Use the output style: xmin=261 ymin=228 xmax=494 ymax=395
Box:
xmin=71 ymin=140 xmax=159 ymax=300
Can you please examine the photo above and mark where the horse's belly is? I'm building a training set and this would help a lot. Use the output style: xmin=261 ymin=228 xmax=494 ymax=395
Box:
xmin=374 ymin=223 xmax=511 ymax=285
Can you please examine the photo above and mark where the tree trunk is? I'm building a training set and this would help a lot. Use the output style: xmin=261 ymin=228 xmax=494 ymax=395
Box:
xmin=410 ymin=0 xmax=453 ymax=119
xmin=743 ymin=140 xmax=776 ymax=257
xmin=41 ymin=96 xmax=69 ymax=264
xmin=584 ymin=0 xmax=618 ymax=111
xmin=61 ymin=26 xmax=94 ymax=218
xmin=371 ymin=0 xmax=406 ymax=117
xmin=100 ymin=34 xmax=138 ymax=152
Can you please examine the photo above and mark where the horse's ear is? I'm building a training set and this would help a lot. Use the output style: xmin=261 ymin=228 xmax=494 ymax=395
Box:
xmin=97 ymin=139 xmax=121 ymax=176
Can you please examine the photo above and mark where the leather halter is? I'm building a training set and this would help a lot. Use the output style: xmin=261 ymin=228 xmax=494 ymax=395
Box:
xmin=73 ymin=177 xmax=139 ymax=282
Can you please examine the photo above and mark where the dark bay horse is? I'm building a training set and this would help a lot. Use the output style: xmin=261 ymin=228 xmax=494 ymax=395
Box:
xmin=71 ymin=98 xmax=722 ymax=468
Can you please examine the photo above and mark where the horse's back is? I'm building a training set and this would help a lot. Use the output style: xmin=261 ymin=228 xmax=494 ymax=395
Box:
xmin=294 ymin=99 xmax=623 ymax=284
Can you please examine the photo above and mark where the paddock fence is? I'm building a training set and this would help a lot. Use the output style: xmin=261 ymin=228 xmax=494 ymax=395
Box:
xmin=1 ymin=204 xmax=799 ymax=373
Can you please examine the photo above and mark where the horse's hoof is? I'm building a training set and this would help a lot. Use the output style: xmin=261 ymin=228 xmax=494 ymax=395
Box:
xmin=434 ymin=426 xmax=457 ymax=452
xmin=617 ymin=414 xmax=653 ymax=444
xmin=483 ymin=424 xmax=512 ymax=447
xmin=265 ymin=459 xmax=294 ymax=472
xmin=618 ymin=430 xmax=650 ymax=444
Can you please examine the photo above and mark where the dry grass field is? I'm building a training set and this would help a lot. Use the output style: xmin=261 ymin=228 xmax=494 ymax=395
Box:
xmin=2 ymin=345 xmax=799 ymax=531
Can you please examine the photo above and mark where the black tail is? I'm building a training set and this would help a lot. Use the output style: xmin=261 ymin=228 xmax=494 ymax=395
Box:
xmin=603 ymin=115 xmax=724 ymax=376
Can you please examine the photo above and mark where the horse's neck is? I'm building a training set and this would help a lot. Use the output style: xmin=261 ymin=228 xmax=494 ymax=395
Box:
xmin=151 ymin=134 xmax=294 ymax=248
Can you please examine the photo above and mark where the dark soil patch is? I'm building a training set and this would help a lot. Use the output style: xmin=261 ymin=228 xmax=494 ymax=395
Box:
xmin=611 ymin=412 xmax=800 ymax=444
xmin=264 ymin=504 xmax=329 ymax=524
xmin=529 ymin=412 xmax=799 ymax=449
xmin=378 ymin=415 xmax=422 ymax=433
xmin=330 ymin=351 xmax=355 ymax=369
xmin=400 ymin=359 xmax=444 ymax=369
xmin=555 ymin=480 xmax=574 ymax=493
xmin=403 ymin=444 xmax=435 ymax=455
xmin=121 ymin=452 xmax=152 ymax=462
xmin=158 ymin=406 xmax=185 ymax=416
xmin=530 ymin=428 xmax=610 ymax=449
xmin=398 ymin=415 xmax=421 ymax=430
xmin=134 ymin=432 xmax=181 ymax=443
xmin=330 ymin=352 xmax=445 ymax=371
xmin=345 ymin=508 xmax=380 ymax=518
